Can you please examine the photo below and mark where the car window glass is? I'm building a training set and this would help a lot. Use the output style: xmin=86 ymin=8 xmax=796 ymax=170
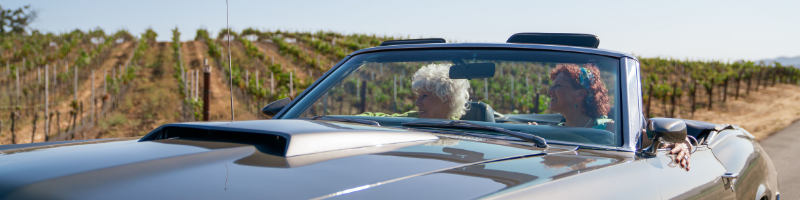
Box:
xmin=285 ymin=49 xmax=621 ymax=147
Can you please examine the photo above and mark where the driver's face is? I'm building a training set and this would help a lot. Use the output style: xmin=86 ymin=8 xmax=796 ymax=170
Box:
xmin=415 ymin=91 xmax=450 ymax=119
xmin=547 ymin=73 xmax=583 ymax=114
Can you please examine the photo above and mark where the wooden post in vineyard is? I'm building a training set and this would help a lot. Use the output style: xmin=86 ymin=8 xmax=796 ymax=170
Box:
xmin=45 ymin=65 xmax=49 ymax=141
xmin=203 ymin=60 xmax=211 ymax=121
xmin=773 ymin=68 xmax=779 ymax=87
xmin=670 ymin=83 xmax=677 ymax=118
xmin=755 ymin=69 xmax=762 ymax=91
xmin=484 ymin=78 xmax=489 ymax=102
xmin=290 ymin=72 xmax=294 ymax=98
xmin=707 ymin=78 xmax=714 ymax=111
xmin=31 ymin=112 xmax=37 ymax=143
xmin=195 ymin=70 xmax=199 ymax=100
xmin=510 ymin=76 xmax=515 ymax=112
xmin=735 ymin=69 xmax=743 ymax=100
xmin=722 ymin=75 xmax=729 ymax=103
xmin=10 ymin=112 xmax=16 ymax=144
xmin=359 ymin=79 xmax=367 ymax=114
xmin=690 ymin=81 xmax=697 ymax=116
xmin=393 ymin=76 xmax=397 ymax=113
xmin=16 ymin=67 xmax=19 ymax=108
xmin=255 ymin=70 xmax=259 ymax=91
xmin=270 ymin=72 xmax=274 ymax=95
xmin=74 ymin=63 xmax=78 ymax=101
xmin=746 ymin=70 xmax=753 ymax=94
xmin=647 ymin=83 xmax=654 ymax=118
xmin=91 ymin=71 xmax=95 ymax=126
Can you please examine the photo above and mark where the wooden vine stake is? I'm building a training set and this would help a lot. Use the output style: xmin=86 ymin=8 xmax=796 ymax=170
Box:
xmin=203 ymin=59 xmax=211 ymax=121
xmin=45 ymin=65 xmax=49 ymax=141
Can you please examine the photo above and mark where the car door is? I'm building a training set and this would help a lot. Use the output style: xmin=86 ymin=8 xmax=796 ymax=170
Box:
xmin=644 ymin=146 xmax=737 ymax=199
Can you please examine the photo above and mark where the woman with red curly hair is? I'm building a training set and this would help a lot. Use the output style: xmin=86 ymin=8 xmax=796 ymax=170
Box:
xmin=546 ymin=63 xmax=613 ymax=130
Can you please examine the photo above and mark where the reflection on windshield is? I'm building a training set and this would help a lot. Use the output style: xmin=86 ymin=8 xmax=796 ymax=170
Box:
xmin=291 ymin=50 xmax=621 ymax=146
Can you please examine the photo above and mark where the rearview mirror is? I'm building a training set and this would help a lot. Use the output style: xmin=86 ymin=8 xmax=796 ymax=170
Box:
xmin=643 ymin=118 xmax=687 ymax=156
xmin=449 ymin=63 xmax=496 ymax=79
xmin=261 ymin=98 xmax=291 ymax=118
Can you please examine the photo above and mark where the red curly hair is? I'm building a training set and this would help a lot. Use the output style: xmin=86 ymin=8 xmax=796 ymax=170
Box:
xmin=549 ymin=63 xmax=610 ymax=118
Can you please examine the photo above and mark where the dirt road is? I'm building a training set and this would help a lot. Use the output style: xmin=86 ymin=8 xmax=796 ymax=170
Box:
xmin=759 ymin=119 xmax=800 ymax=199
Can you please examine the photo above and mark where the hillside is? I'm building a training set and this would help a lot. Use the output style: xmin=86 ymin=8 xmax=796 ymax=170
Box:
xmin=762 ymin=55 xmax=800 ymax=68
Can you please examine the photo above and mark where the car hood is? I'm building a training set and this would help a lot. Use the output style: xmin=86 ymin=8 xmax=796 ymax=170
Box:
xmin=0 ymin=121 xmax=628 ymax=200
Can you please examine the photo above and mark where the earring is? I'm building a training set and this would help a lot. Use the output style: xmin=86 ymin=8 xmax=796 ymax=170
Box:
xmin=574 ymin=104 xmax=578 ymax=108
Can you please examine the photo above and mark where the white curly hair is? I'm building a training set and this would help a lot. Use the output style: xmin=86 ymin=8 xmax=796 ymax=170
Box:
xmin=412 ymin=63 xmax=471 ymax=119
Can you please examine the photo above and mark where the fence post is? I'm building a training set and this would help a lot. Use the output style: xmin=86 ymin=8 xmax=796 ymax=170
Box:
xmin=45 ymin=65 xmax=49 ymax=141
xmin=203 ymin=63 xmax=211 ymax=121
xmin=722 ymin=75 xmax=729 ymax=103
xmin=735 ymin=70 xmax=743 ymax=100
xmin=270 ymin=72 xmax=274 ymax=95
xmin=290 ymin=72 xmax=294 ymax=97
xmin=530 ymin=92 xmax=539 ymax=114
xmin=91 ymin=70 xmax=95 ymax=126
xmin=360 ymin=79 xmax=366 ymax=114
xmin=393 ymin=76 xmax=397 ymax=113
xmin=16 ymin=67 xmax=19 ymax=108
xmin=31 ymin=112 xmax=37 ymax=143
xmin=11 ymin=111 xmax=16 ymax=144
xmin=708 ymin=78 xmax=714 ymax=111
xmin=647 ymin=83 xmax=654 ymax=118
xmin=484 ymin=78 xmax=488 ymax=102
xmin=74 ymin=64 xmax=78 ymax=101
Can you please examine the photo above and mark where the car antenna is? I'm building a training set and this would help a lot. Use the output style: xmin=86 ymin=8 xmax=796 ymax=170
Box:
xmin=226 ymin=0 xmax=234 ymax=122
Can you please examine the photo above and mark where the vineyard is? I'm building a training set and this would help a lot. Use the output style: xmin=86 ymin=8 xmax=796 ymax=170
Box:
xmin=0 ymin=27 xmax=798 ymax=144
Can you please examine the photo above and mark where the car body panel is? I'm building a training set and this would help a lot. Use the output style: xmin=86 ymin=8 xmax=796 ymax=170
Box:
xmin=645 ymin=148 xmax=736 ymax=199
xmin=0 ymin=123 xmax=629 ymax=200
xmin=709 ymin=129 xmax=779 ymax=200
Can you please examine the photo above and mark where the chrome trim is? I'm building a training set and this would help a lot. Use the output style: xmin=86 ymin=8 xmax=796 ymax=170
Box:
xmin=620 ymin=57 xmax=643 ymax=152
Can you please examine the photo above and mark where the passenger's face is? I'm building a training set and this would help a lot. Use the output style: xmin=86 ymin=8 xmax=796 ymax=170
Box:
xmin=415 ymin=91 xmax=450 ymax=119
xmin=547 ymin=73 xmax=584 ymax=114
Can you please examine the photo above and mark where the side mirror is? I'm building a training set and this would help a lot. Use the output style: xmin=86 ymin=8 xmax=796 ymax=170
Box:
xmin=643 ymin=118 xmax=687 ymax=156
xmin=261 ymin=98 xmax=291 ymax=118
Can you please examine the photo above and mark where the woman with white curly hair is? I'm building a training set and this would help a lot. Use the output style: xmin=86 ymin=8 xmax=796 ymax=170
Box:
xmin=412 ymin=63 xmax=471 ymax=119
xmin=357 ymin=63 xmax=470 ymax=120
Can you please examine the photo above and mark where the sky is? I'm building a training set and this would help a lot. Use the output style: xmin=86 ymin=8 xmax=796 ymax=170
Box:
xmin=5 ymin=0 xmax=800 ymax=61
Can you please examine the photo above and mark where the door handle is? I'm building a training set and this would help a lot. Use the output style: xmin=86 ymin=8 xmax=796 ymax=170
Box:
xmin=721 ymin=172 xmax=739 ymax=192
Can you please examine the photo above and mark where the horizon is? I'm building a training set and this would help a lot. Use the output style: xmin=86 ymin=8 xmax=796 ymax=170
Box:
xmin=4 ymin=0 xmax=799 ymax=61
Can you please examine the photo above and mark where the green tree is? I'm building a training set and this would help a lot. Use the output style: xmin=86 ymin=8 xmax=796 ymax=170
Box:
xmin=0 ymin=5 xmax=38 ymax=36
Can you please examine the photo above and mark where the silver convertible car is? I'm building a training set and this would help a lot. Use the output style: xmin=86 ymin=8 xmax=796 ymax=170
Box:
xmin=0 ymin=33 xmax=778 ymax=200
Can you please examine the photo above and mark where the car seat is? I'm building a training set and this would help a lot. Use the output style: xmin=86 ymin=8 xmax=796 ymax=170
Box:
xmin=459 ymin=102 xmax=496 ymax=123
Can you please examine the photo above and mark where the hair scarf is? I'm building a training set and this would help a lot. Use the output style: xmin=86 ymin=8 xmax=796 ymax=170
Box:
xmin=579 ymin=67 xmax=595 ymax=106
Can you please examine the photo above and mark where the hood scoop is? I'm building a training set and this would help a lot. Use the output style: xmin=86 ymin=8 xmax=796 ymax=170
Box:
xmin=140 ymin=120 xmax=438 ymax=157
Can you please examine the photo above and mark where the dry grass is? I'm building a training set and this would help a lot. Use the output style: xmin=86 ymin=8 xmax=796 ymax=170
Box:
xmin=688 ymin=84 xmax=800 ymax=141
xmin=649 ymin=83 xmax=800 ymax=141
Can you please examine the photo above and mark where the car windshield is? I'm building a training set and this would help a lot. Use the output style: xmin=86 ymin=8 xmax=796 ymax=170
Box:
xmin=281 ymin=49 xmax=622 ymax=147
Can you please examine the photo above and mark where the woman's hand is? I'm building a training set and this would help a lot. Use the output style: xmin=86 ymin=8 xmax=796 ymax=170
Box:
xmin=661 ymin=138 xmax=693 ymax=171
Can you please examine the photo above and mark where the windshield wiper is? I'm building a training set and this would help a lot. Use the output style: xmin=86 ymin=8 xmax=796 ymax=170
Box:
xmin=310 ymin=116 xmax=381 ymax=126
xmin=402 ymin=120 xmax=547 ymax=148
